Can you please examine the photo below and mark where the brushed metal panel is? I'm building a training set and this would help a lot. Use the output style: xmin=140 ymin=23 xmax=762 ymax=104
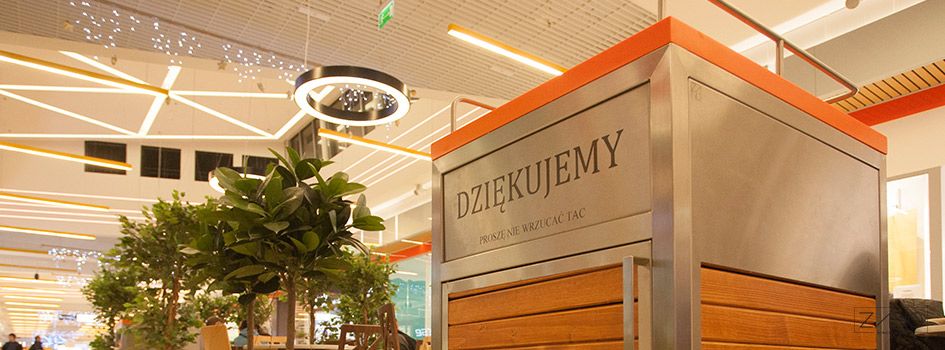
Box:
xmin=688 ymin=80 xmax=881 ymax=296
xmin=442 ymin=86 xmax=651 ymax=261
xmin=439 ymin=212 xmax=652 ymax=282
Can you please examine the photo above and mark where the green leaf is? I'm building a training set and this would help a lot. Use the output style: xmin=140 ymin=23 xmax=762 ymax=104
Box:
xmin=269 ymin=148 xmax=291 ymax=170
xmin=225 ymin=265 xmax=265 ymax=280
xmin=339 ymin=182 xmax=367 ymax=197
xmin=263 ymin=221 xmax=289 ymax=233
xmin=235 ymin=177 xmax=261 ymax=194
xmin=253 ymin=277 xmax=281 ymax=294
xmin=214 ymin=167 xmax=244 ymax=194
xmin=221 ymin=194 xmax=268 ymax=217
xmin=353 ymin=215 xmax=385 ymax=231
xmin=231 ymin=241 xmax=259 ymax=256
xmin=238 ymin=293 xmax=256 ymax=305
xmin=180 ymin=247 xmax=200 ymax=255
xmin=258 ymin=271 xmax=278 ymax=282
xmin=302 ymin=231 xmax=320 ymax=251
xmin=287 ymin=147 xmax=302 ymax=167
xmin=317 ymin=257 xmax=351 ymax=271
xmin=262 ymin=172 xmax=285 ymax=208
xmin=289 ymin=237 xmax=308 ymax=253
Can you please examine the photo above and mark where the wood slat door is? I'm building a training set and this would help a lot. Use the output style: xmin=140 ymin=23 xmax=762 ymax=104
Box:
xmin=446 ymin=265 xmax=638 ymax=349
xmin=701 ymin=267 xmax=877 ymax=350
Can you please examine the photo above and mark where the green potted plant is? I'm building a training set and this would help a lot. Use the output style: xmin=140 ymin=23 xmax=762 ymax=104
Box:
xmin=82 ymin=264 xmax=140 ymax=350
xmin=110 ymin=192 xmax=210 ymax=350
xmin=205 ymin=147 xmax=385 ymax=349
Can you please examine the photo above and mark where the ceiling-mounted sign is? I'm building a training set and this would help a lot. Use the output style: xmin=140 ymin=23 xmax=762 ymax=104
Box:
xmin=378 ymin=0 xmax=395 ymax=29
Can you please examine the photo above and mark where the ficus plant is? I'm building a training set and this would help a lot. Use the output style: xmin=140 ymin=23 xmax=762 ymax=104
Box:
xmin=111 ymin=192 xmax=208 ymax=350
xmin=82 ymin=264 xmax=140 ymax=350
xmin=201 ymin=147 xmax=385 ymax=349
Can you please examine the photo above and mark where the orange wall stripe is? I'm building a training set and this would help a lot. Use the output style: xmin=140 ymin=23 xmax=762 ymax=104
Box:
xmin=850 ymin=83 xmax=945 ymax=126
xmin=388 ymin=243 xmax=432 ymax=263
xmin=432 ymin=17 xmax=887 ymax=158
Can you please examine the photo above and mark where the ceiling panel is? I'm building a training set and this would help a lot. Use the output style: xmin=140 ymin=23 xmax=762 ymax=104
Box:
xmin=0 ymin=0 xmax=656 ymax=100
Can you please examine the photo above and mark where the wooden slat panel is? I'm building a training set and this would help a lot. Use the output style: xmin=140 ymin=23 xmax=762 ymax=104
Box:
xmin=448 ymin=265 xmax=617 ymax=299
xmin=449 ymin=266 xmax=626 ymax=325
xmin=448 ymin=304 xmax=629 ymax=349
xmin=701 ymin=304 xmax=875 ymax=350
xmin=925 ymin=63 xmax=945 ymax=83
xmin=701 ymin=268 xmax=875 ymax=323
xmin=703 ymin=342 xmax=847 ymax=350
xmin=505 ymin=341 xmax=625 ymax=350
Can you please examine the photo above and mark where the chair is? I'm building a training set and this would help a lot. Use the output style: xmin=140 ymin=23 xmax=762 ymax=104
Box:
xmin=200 ymin=324 xmax=231 ymax=350
xmin=337 ymin=304 xmax=399 ymax=350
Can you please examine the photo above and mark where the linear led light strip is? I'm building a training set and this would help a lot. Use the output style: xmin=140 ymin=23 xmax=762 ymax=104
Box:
xmin=0 ymin=49 xmax=167 ymax=96
xmin=0 ymin=207 xmax=143 ymax=220
xmin=140 ymin=66 xmax=182 ymax=135
xmin=0 ymin=85 xmax=290 ymax=99
xmin=447 ymin=24 xmax=567 ymax=76
xmin=318 ymin=128 xmax=431 ymax=161
xmin=0 ymin=214 xmax=120 ymax=225
xmin=0 ymin=192 xmax=109 ymax=211
xmin=0 ymin=133 xmax=276 ymax=140
xmin=355 ymin=107 xmax=485 ymax=184
xmin=0 ymin=276 xmax=61 ymax=285
xmin=60 ymin=52 xmax=272 ymax=138
xmin=342 ymin=104 xmax=451 ymax=173
xmin=0 ymin=225 xmax=96 ymax=241
xmin=4 ymin=301 xmax=59 ymax=308
xmin=0 ymin=288 xmax=70 ymax=295
xmin=0 ymin=201 xmax=141 ymax=214
xmin=0 ymin=89 xmax=136 ymax=135
xmin=0 ymin=263 xmax=75 ymax=274
xmin=273 ymin=87 xmax=336 ymax=139
xmin=0 ymin=141 xmax=132 ymax=171
xmin=3 ymin=296 xmax=64 ymax=302
xmin=0 ymin=188 xmax=157 ymax=203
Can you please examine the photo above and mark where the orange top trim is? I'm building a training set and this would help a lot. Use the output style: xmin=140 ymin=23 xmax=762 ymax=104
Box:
xmin=850 ymin=83 xmax=945 ymax=126
xmin=432 ymin=17 xmax=887 ymax=158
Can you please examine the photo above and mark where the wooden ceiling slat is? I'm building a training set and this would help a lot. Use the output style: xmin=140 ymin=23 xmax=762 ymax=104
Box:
xmin=858 ymin=88 xmax=882 ymax=104
xmin=893 ymin=74 xmax=920 ymax=91
xmin=922 ymin=65 xmax=945 ymax=84
xmin=914 ymin=66 xmax=938 ymax=86
xmin=864 ymin=84 xmax=891 ymax=101
xmin=904 ymin=71 xmax=931 ymax=89
xmin=882 ymin=78 xmax=907 ymax=95
xmin=852 ymin=92 xmax=874 ymax=106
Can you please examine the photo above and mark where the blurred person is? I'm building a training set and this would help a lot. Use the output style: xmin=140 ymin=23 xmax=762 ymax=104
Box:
xmin=27 ymin=336 xmax=41 ymax=350
xmin=1 ymin=334 xmax=22 ymax=350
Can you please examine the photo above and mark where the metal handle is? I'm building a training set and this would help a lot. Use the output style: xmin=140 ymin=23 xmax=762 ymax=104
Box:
xmin=708 ymin=0 xmax=859 ymax=104
xmin=450 ymin=97 xmax=497 ymax=133
xmin=624 ymin=256 xmax=649 ymax=350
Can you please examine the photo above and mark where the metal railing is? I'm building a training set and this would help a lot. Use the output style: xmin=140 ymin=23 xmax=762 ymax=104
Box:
xmin=450 ymin=97 xmax=497 ymax=132
xmin=708 ymin=0 xmax=859 ymax=103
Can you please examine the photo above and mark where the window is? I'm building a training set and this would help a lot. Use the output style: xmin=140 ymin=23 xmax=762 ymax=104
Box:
xmin=242 ymin=155 xmax=278 ymax=176
xmin=195 ymin=151 xmax=233 ymax=181
xmin=84 ymin=141 xmax=126 ymax=175
xmin=140 ymin=146 xmax=181 ymax=179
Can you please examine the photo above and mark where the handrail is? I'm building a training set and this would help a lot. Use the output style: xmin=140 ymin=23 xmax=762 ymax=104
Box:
xmin=450 ymin=97 xmax=497 ymax=133
xmin=709 ymin=0 xmax=859 ymax=104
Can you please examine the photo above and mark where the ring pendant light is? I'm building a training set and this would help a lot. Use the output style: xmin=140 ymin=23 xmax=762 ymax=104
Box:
xmin=294 ymin=66 xmax=410 ymax=127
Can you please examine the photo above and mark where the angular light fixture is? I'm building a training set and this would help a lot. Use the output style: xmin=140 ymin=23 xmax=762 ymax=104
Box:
xmin=295 ymin=66 xmax=410 ymax=126
xmin=318 ymin=128 xmax=431 ymax=161
xmin=0 ymin=225 xmax=97 ymax=241
xmin=0 ymin=141 xmax=132 ymax=171
xmin=0 ymin=192 xmax=109 ymax=211
xmin=447 ymin=24 xmax=567 ymax=76
xmin=0 ymin=50 xmax=168 ymax=97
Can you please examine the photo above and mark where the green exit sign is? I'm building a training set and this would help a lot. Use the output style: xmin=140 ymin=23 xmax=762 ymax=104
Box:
xmin=378 ymin=0 xmax=394 ymax=29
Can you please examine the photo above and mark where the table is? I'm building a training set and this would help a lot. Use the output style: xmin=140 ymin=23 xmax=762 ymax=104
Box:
xmin=915 ymin=324 xmax=945 ymax=337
